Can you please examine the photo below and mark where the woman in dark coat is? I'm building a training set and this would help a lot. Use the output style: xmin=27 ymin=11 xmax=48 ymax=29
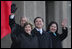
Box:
xmin=46 ymin=21 xmax=68 ymax=48
xmin=18 ymin=22 xmax=39 ymax=48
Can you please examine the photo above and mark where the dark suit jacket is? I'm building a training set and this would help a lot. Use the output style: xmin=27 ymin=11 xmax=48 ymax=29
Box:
xmin=31 ymin=28 xmax=52 ymax=48
xmin=9 ymin=15 xmax=23 ymax=48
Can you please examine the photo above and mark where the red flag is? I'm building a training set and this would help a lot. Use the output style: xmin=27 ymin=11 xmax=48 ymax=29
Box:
xmin=1 ymin=1 xmax=12 ymax=39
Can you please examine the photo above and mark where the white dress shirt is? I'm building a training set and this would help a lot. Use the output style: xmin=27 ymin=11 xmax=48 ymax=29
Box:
xmin=36 ymin=28 xmax=43 ymax=35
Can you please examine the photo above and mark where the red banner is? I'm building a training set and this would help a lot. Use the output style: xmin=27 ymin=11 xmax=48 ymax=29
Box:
xmin=1 ymin=1 xmax=12 ymax=39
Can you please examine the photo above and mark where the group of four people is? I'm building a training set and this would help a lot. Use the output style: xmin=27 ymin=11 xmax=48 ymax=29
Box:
xmin=9 ymin=4 xmax=68 ymax=48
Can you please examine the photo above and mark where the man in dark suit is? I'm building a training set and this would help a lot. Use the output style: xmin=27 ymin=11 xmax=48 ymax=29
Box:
xmin=9 ymin=4 xmax=28 ymax=48
xmin=32 ymin=17 xmax=52 ymax=48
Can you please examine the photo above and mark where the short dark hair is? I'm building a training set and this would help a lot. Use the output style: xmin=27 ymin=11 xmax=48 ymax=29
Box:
xmin=46 ymin=21 xmax=58 ymax=33
xmin=34 ymin=17 xmax=44 ymax=23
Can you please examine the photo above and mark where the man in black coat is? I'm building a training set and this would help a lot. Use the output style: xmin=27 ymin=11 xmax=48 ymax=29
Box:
xmin=9 ymin=4 xmax=28 ymax=48
xmin=32 ymin=17 xmax=52 ymax=48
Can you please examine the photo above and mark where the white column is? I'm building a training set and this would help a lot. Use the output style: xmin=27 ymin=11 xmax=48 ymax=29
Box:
xmin=62 ymin=1 xmax=71 ymax=48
